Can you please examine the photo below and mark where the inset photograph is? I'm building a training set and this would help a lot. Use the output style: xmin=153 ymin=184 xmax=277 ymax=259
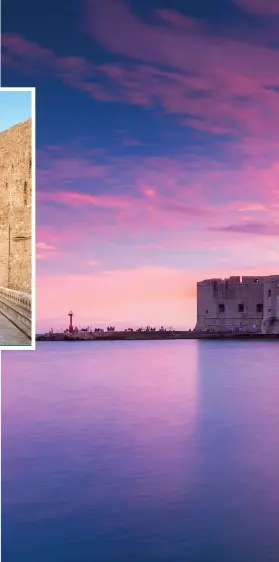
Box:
xmin=0 ymin=88 xmax=35 ymax=349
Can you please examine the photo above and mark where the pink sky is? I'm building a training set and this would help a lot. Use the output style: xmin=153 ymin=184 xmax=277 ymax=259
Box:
xmin=3 ymin=0 xmax=279 ymax=332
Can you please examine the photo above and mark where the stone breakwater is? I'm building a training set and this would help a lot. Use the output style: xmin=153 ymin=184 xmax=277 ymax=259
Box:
xmin=36 ymin=331 xmax=279 ymax=342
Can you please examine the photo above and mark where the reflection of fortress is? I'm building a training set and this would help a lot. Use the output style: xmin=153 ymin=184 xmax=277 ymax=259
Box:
xmin=195 ymin=275 xmax=279 ymax=334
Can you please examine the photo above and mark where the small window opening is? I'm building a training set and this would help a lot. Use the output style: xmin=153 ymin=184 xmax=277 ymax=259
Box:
xmin=238 ymin=304 xmax=244 ymax=313
xmin=268 ymin=290 xmax=271 ymax=297
xmin=219 ymin=304 xmax=225 ymax=313
xmin=254 ymin=278 xmax=259 ymax=283
xmin=256 ymin=303 xmax=263 ymax=313
xmin=205 ymin=310 xmax=208 ymax=314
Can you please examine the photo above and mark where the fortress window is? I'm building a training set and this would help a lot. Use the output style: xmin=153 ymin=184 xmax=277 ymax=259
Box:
xmin=205 ymin=310 xmax=208 ymax=314
xmin=238 ymin=304 xmax=244 ymax=313
xmin=219 ymin=304 xmax=225 ymax=313
xmin=253 ymin=278 xmax=259 ymax=283
xmin=268 ymin=290 xmax=271 ymax=297
xmin=256 ymin=303 xmax=263 ymax=313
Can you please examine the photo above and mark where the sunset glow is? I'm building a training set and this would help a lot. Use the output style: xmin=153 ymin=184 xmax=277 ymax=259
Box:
xmin=2 ymin=0 xmax=279 ymax=331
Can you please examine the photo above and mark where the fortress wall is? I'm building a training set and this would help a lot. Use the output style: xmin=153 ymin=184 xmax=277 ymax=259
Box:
xmin=195 ymin=276 xmax=265 ymax=332
xmin=0 ymin=230 xmax=9 ymax=287
xmin=0 ymin=118 xmax=32 ymax=293
xmin=263 ymin=277 xmax=279 ymax=319
xmin=196 ymin=281 xmax=218 ymax=331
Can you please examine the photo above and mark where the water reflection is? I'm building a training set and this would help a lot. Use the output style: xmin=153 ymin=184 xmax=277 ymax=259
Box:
xmin=2 ymin=340 xmax=279 ymax=561
xmin=2 ymin=341 xmax=199 ymax=562
xmin=195 ymin=340 xmax=279 ymax=560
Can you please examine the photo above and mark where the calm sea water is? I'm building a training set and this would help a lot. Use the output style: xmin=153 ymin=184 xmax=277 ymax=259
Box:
xmin=2 ymin=340 xmax=279 ymax=562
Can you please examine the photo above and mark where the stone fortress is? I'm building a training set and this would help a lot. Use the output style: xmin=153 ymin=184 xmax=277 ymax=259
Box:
xmin=0 ymin=118 xmax=32 ymax=341
xmin=195 ymin=275 xmax=279 ymax=334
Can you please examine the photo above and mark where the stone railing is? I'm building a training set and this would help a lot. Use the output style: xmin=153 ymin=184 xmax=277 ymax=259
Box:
xmin=0 ymin=286 xmax=31 ymax=311
xmin=0 ymin=286 xmax=32 ymax=339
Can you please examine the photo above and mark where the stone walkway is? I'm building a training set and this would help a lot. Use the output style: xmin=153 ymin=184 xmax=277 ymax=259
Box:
xmin=0 ymin=312 xmax=30 ymax=345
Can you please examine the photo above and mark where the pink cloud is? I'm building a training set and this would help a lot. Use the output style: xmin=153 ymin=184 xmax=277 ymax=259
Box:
xmin=36 ymin=223 xmax=85 ymax=248
xmin=142 ymin=187 xmax=156 ymax=198
xmin=36 ymin=242 xmax=56 ymax=251
xmin=37 ymin=185 xmax=219 ymax=235
xmin=37 ymin=152 xmax=104 ymax=184
xmin=2 ymin=33 xmax=54 ymax=63
xmin=236 ymin=203 xmax=268 ymax=212
xmin=2 ymin=33 xmax=92 ymax=77
xmin=80 ymin=0 xmax=279 ymax=135
xmin=155 ymin=9 xmax=204 ymax=31
xmin=34 ymin=140 xmax=279 ymax=257
xmin=233 ymin=0 xmax=279 ymax=14
xmin=84 ymin=0 xmax=279 ymax=80
xmin=210 ymin=221 xmax=279 ymax=236
xmin=36 ymin=240 xmax=60 ymax=262
xmin=4 ymin=18 xmax=279 ymax=136
xmin=37 ymin=190 xmax=130 ymax=209
xmin=36 ymin=227 xmax=62 ymax=243
xmin=121 ymin=138 xmax=143 ymax=147
xmin=95 ymin=62 xmax=279 ymax=135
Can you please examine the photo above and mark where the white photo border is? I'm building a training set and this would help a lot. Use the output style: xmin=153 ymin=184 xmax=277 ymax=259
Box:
xmin=0 ymin=87 xmax=36 ymax=352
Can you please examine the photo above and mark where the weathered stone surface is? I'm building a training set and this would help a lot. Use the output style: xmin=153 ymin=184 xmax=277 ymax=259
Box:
xmin=0 ymin=118 xmax=32 ymax=293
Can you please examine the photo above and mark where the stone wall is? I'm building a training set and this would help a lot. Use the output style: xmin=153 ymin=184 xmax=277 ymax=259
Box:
xmin=195 ymin=274 xmax=279 ymax=332
xmin=0 ymin=118 xmax=32 ymax=293
xmin=195 ymin=276 xmax=265 ymax=332
xmin=262 ymin=276 xmax=279 ymax=333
